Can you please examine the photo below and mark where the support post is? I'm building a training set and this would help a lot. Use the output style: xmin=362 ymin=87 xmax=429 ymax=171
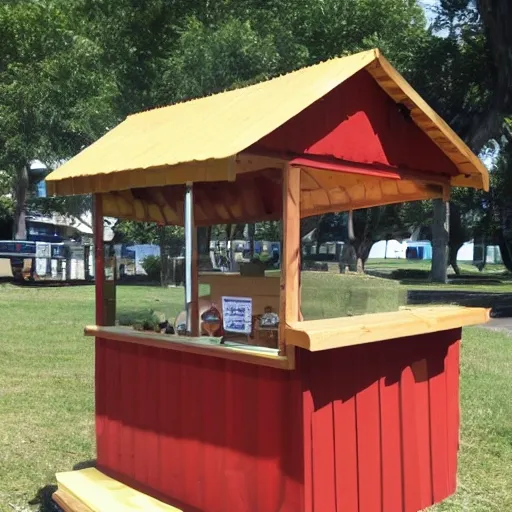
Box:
xmin=185 ymin=183 xmax=199 ymax=336
xmin=93 ymin=194 xmax=105 ymax=326
xmin=280 ymin=164 xmax=300 ymax=363
xmin=431 ymin=198 xmax=450 ymax=283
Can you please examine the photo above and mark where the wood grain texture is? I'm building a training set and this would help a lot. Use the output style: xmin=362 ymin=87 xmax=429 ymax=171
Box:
xmin=299 ymin=328 xmax=461 ymax=512
xmin=366 ymin=52 xmax=488 ymax=191
xmin=53 ymin=490 xmax=93 ymax=512
xmin=95 ymin=339 xmax=303 ymax=512
xmin=190 ymin=224 xmax=199 ymax=337
xmin=280 ymin=163 xmax=301 ymax=357
xmin=93 ymin=195 xmax=105 ymax=326
xmin=85 ymin=325 xmax=293 ymax=370
xmin=92 ymin=328 xmax=461 ymax=511
xmin=286 ymin=306 xmax=489 ymax=351
xmin=199 ymin=273 xmax=280 ymax=316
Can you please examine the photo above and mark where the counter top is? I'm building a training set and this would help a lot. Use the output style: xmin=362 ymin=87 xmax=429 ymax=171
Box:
xmin=285 ymin=306 xmax=490 ymax=352
xmin=84 ymin=325 xmax=292 ymax=369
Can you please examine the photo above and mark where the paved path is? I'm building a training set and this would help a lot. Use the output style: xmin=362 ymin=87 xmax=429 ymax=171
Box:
xmin=481 ymin=317 xmax=512 ymax=333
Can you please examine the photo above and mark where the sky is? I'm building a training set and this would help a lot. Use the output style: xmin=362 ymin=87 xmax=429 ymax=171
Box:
xmin=419 ymin=0 xmax=439 ymax=24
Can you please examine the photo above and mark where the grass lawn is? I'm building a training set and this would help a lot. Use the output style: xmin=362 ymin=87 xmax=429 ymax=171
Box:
xmin=366 ymin=258 xmax=507 ymax=274
xmin=0 ymin=274 xmax=511 ymax=511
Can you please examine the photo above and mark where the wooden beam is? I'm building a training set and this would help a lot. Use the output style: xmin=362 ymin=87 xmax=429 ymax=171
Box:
xmin=93 ymin=195 xmax=105 ymax=326
xmin=142 ymin=188 xmax=181 ymax=224
xmin=53 ymin=489 xmax=94 ymax=512
xmin=235 ymin=152 xmax=286 ymax=175
xmin=190 ymin=224 xmax=199 ymax=336
xmin=280 ymin=163 xmax=300 ymax=363
xmin=84 ymin=326 xmax=293 ymax=370
xmin=286 ymin=306 xmax=489 ymax=352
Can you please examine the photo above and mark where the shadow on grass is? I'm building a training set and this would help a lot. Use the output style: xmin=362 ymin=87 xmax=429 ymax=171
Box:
xmin=1 ymin=276 xmax=167 ymax=288
xmin=29 ymin=460 xmax=96 ymax=512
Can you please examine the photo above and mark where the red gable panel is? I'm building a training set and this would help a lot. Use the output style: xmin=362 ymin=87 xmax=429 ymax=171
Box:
xmin=252 ymin=69 xmax=459 ymax=177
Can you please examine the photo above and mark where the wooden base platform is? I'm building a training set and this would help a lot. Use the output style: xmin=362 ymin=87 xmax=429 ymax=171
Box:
xmin=53 ymin=468 xmax=181 ymax=512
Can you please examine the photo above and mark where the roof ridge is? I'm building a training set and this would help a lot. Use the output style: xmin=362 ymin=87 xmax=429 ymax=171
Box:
xmin=126 ymin=49 xmax=379 ymax=119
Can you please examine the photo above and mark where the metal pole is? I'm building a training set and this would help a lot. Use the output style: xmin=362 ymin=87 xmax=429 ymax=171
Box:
xmin=185 ymin=183 xmax=193 ymax=332
xmin=184 ymin=182 xmax=200 ymax=335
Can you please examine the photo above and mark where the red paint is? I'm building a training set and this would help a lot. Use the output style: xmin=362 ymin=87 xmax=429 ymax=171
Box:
xmin=251 ymin=69 xmax=458 ymax=179
xmin=93 ymin=194 xmax=104 ymax=326
xmin=95 ymin=329 xmax=461 ymax=511
xmin=290 ymin=155 xmax=402 ymax=180
xmin=379 ymin=354 xmax=403 ymax=512
xmin=93 ymin=195 xmax=107 ymax=476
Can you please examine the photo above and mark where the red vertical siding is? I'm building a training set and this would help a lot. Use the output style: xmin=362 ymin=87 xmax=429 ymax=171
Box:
xmin=299 ymin=328 xmax=461 ymax=512
xmin=95 ymin=328 xmax=460 ymax=512
xmin=95 ymin=340 xmax=304 ymax=512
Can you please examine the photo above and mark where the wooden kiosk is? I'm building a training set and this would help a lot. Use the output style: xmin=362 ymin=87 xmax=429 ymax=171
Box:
xmin=46 ymin=49 xmax=489 ymax=512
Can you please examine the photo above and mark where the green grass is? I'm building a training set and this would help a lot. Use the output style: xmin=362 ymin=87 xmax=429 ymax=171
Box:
xmin=0 ymin=275 xmax=511 ymax=511
xmin=366 ymin=258 xmax=507 ymax=274
xmin=301 ymin=272 xmax=407 ymax=319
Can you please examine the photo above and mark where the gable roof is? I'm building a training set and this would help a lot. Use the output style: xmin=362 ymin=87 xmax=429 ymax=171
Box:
xmin=46 ymin=48 xmax=488 ymax=196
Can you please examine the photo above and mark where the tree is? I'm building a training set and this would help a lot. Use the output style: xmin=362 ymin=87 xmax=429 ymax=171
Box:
xmin=340 ymin=205 xmax=417 ymax=272
xmin=0 ymin=0 xmax=117 ymax=239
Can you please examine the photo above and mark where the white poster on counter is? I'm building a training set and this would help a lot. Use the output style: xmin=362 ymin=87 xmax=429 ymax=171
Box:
xmin=222 ymin=296 xmax=252 ymax=334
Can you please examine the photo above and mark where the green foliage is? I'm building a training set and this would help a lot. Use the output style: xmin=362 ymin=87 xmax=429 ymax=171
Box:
xmin=114 ymin=221 xmax=184 ymax=249
xmin=0 ymin=0 xmax=506 ymax=263
xmin=255 ymin=221 xmax=281 ymax=241
xmin=0 ymin=1 xmax=117 ymax=168
xmin=141 ymin=255 xmax=161 ymax=282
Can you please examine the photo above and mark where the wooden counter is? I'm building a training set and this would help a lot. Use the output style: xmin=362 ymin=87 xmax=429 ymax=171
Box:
xmin=286 ymin=305 xmax=489 ymax=351
xmin=85 ymin=325 xmax=291 ymax=369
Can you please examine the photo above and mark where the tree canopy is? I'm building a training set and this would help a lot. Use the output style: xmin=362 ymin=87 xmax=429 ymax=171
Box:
xmin=1 ymin=0 xmax=511 ymax=273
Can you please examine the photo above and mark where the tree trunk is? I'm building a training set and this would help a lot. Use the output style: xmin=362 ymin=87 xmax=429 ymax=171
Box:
xmin=197 ymin=226 xmax=212 ymax=270
xmin=355 ymin=240 xmax=373 ymax=273
xmin=339 ymin=243 xmax=357 ymax=273
xmin=300 ymin=215 xmax=321 ymax=240
xmin=467 ymin=0 xmax=512 ymax=153
xmin=499 ymin=200 xmax=512 ymax=271
xmin=248 ymin=224 xmax=255 ymax=259
xmin=232 ymin=223 xmax=245 ymax=240
xmin=449 ymin=242 xmax=462 ymax=275
xmin=159 ymin=225 xmax=169 ymax=287
xmin=431 ymin=199 xmax=449 ymax=283
xmin=13 ymin=166 xmax=29 ymax=240
xmin=448 ymin=202 xmax=468 ymax=276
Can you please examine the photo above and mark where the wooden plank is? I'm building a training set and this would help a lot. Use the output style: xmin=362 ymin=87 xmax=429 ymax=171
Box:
xmin=84 ymin=325 xmax=293 ymax=370
xmin=428 ymin=337 xmax=451 ymax=503
xmin=53 ymin=489 xmax=93 ymax=512
xmin=333 ymin=356 xmax=359 ymax=512
xmin=366 ymin=52 xmax=488 ymax=191
xmin=378 ymin=343 xmax=404 ymax=512
xmin=412 ymin=358 xmax=434 ymax=509
xmin=445 ymin=337 xmax=461 ymax=494
xmin=355 ymin=348 xmax=382 ymax=512
xmin=280 ymin=163 xmax=301 ymax=357
xmin=55 ymin=468 xmax=182 ymax=511
xmin=400 ymin=362 xmax=422 ymax=511
xmin=286 ymin=306 xmax=489 ymax=351
xmin=235 ymin=152 xmax=286 ymax=175
xmin=310 ymin=351 xmax=337 ymax=511
xmin=190 ymin=223 xmax=199 ymax=337
xmin=93 ymin=195 xmax=105 ymax=326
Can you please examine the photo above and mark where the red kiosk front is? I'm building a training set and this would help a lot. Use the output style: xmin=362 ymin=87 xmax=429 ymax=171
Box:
xmin=46 ymin=49 xmax=489 ymax=512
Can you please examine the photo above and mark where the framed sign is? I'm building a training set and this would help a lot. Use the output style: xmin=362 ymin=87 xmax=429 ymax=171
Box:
xmin=222 ymin=296 xmax=252 ymax=334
